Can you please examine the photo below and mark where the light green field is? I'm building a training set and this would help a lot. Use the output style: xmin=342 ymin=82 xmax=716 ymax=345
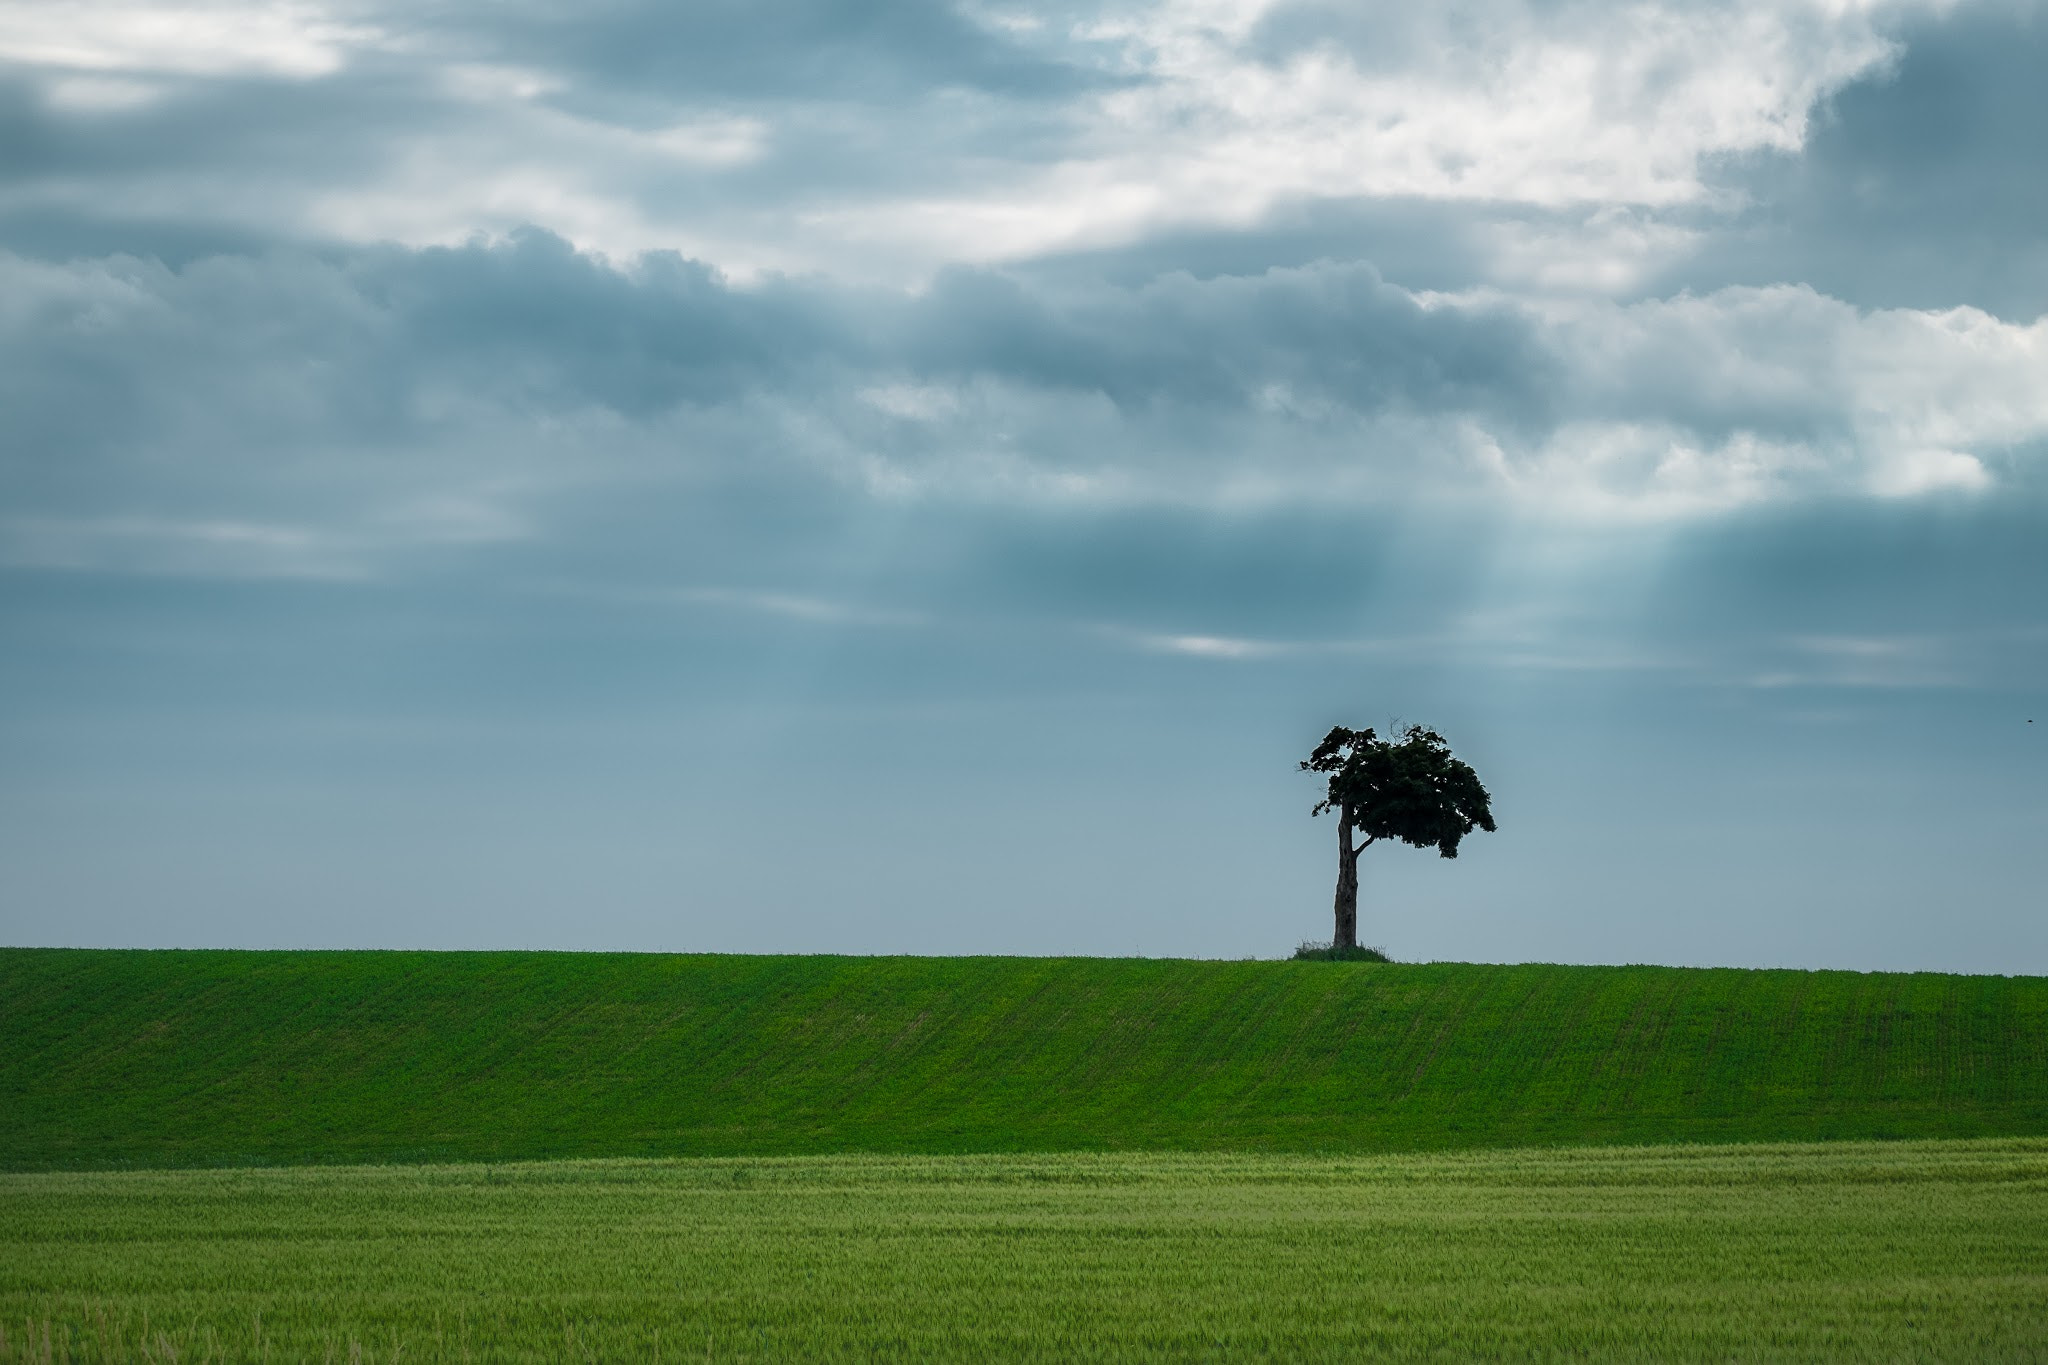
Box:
xmin=4 ymin=1139 xmax=2045 ymax=1363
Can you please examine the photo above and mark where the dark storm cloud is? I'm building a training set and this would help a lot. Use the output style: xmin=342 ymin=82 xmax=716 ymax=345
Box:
xmin=0 ymin=60 xmax=466 ymax=266
xmin=0 ymin=235 xmax=1509 ymax=591
xmin=1673 ymin=0 xmax=2048 ymax=316
xmin=899 ymin=261 xmax=1551 ymax=419
xmin=0 ymin=232 xmax=1552 ymax=471
xmin=10 ymin=215 xmax=2046 ymax=596
xmin=362 ymin=231 xmax=856 ymax=412
xmin=0 ymin=62 xmax=433 ymax=181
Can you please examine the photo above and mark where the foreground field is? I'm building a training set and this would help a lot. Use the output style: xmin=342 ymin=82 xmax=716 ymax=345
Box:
xmin=6 ymin=950 xmax=2048 ymax=1168
xmin=3 ymin=1139 xmax=2045 ymax=1363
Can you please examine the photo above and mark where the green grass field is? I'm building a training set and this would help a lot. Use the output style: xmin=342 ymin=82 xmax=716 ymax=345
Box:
xmin=4 ymin=949 xmax=2046 ymax=1169
xmin=4 ymin=1140 xmax=2045 ymax=1363
xmin=7 ymin=951 xmax=2048 ymax=1359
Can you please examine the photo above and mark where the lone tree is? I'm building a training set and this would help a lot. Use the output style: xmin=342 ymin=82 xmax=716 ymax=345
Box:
xmin=1301 ymin=724 xmax=1496 ymax=953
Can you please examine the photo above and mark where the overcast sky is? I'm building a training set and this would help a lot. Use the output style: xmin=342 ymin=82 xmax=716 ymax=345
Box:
xmin=3 ymin=0 xmax=2045 ymax=968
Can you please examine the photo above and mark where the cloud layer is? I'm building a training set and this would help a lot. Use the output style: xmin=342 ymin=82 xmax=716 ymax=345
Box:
xmin=6 ymin=226 xmax=2045 ymax=591
xmin=4 ymin=1 xmax=2045 ymax=575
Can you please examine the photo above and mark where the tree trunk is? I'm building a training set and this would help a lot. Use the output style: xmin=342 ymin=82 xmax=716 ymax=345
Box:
xmin=1332 ymin=807 xmax=1359 ymax=950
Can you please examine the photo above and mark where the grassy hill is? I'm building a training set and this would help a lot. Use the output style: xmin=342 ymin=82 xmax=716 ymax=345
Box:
xmin=4 ymin=949 xmax=2046 ymax=1170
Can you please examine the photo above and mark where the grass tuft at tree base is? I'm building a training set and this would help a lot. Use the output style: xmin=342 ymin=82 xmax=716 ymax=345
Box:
xmin=1291 ymin=941 xmax=1393 ymax=962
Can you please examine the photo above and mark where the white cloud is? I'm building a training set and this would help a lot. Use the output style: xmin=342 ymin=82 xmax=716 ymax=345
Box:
xmin=0 ymin=0 xmax=1953 ymax=289
xmin=1133 ymin=631 xmax=1290 ymax=659
xmin=821 ymin=0 xmax=1942 ymax=275
xmin=829 ymin=280 xmax=2048 ymax=520
xmin=1477 ymin=208 xmax=1702 ymax=295
xmin=288 ymin=105 xmax=785 ymax=271
xmin=0 ymin=0 xmax=376 ymax=78
xmin=1503 ymin=285 xmax=2047 ymax=517
xmin=858 ymin=383 xmax=965 ymax=422
xmin=1502 ymin=423 xmax=1827 ymax=520
xmin=651 ymin=117 xmax=770 ymax=168
xmin=1843 ymin=303 xmax=2048 ymax=450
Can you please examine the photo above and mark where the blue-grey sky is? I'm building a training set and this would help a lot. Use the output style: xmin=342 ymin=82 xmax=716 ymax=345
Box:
xmin=3 ymin=0 xmax=2044 ymax=968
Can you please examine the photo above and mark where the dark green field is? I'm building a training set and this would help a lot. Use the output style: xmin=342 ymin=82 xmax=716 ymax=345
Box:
xmin=5 ymin=949 xmax=2046 ymax=1169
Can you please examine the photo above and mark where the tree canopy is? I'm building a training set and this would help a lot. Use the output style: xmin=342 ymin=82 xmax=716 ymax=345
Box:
xmin=1302 ymin=724 xmax=1496 ymax=858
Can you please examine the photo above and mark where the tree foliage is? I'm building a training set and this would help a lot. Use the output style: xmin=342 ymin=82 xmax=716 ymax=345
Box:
xmin=1301 ymin=724 xmax=1496 ymax=857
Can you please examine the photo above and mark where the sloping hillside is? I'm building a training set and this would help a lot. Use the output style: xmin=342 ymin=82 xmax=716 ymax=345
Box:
xmin=4 ymin=949 xmax=2045 ymax=1169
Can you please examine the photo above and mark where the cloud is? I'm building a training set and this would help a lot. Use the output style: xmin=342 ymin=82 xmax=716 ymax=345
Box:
xmin=5 ymin=229 xmax=2047 ymax=593
xmin=1511 ymin=285 xmax=2046 ymax=515
xmin=831 ymin=0 xmax=1926 ymax=267
xmin=0 ymin=0 xmax=1962 ymax=286
xmin=0 ymin=1 xmax=377 ymax=80
xmin=2 ymin=0 xmax=2045 ymax=695
xmin=1121 ymin=629 xmax=1297 ymax=659
xmin=0 ymin=0 xmax=1114 ymax=277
